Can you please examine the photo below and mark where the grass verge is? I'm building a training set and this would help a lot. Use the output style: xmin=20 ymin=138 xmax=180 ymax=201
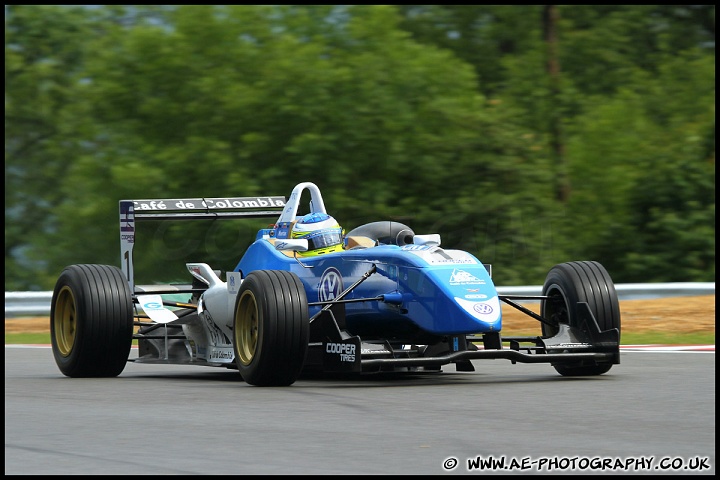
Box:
xmin=620 ymin=331 xmax=714 ymax=346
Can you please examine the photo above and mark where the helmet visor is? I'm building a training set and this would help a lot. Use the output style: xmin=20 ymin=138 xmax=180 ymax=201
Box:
xmin=305 ymin=228 xmax=343 ymax=250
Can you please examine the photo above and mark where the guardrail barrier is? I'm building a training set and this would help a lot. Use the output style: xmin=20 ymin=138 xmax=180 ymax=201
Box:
xmin=5 ymin=283 xmax=715 ymax=318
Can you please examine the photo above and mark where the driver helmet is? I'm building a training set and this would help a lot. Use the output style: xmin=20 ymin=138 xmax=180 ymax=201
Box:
xmin=291 ymin=212 xmax=344 ymax=256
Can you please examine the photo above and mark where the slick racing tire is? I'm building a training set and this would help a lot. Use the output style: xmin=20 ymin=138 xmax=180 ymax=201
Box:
xmin=50 ymin=264 xmax=134 ymax=377
xmin=233 ymin=270 xmax=309 ymax=386
xmin=541 ymin=261 xmax=621 ymax=376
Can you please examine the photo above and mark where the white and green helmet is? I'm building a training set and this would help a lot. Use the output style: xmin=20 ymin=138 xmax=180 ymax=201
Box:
xmin=291 ymin=212 xmax=344 ymax=256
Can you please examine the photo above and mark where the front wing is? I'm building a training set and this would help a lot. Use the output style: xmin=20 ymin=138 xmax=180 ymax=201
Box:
xmin=310 ymin=300 xmax=620 ymax=374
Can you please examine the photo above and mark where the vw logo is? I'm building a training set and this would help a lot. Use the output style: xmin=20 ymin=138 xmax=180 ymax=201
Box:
xmin=473 ymin=303 xmax=493 ymax=315
xmin=319 ymin=268 xmax=343 ymax=302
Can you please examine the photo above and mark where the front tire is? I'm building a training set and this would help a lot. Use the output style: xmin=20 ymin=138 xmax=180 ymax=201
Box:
xmin=50 ymin=264 xmax=134 ymax=377
xmin=541 ymin=261 xmax=621 ymax=376
xmin=233 ymin=270 xmax=309 ymax=386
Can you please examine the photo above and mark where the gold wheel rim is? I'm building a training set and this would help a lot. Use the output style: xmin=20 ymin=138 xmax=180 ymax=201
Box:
xmin=53 ymin=286 xmax=77 ymax=356
xmin=234 ymin=290 xmax=259 ymax=366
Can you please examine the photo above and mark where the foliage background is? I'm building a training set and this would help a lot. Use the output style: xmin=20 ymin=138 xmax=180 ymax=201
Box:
xmin=5 ymin=5 xmax=715 ymax=289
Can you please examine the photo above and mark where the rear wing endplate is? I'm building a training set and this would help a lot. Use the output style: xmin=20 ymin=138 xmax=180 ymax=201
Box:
xmin=119 ymin=195 xmax=285 ymax=291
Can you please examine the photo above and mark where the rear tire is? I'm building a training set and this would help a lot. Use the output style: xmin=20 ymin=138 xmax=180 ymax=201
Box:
xmin=233 ymin=270 xmax=309 ymax=386
xmin=541 ymin=261 xmax=621 ymax=376
xmin=50 ymin=264 xmax=134 ymax=377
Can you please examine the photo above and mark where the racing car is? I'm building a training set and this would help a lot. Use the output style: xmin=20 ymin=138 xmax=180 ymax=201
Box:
xmin=50 ymin=181 xmax=621 ymax=386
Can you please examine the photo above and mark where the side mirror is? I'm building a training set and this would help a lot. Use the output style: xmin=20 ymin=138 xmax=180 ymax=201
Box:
xmin=275 ymin=238 xmax=309 ymax=252
xmin=413 ymin=234 xmax=441 ymax=247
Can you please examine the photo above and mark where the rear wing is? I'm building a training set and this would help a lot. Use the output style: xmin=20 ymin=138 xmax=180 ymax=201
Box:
xmin=119 ymin=195 xmax=286 ymax=291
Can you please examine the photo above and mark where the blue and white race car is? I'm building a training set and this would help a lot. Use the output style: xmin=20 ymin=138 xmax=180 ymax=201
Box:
xmin=50 ymin=182 xmax=621 ymax=386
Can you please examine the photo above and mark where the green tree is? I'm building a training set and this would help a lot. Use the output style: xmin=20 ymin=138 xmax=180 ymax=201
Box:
xmin=16 ymin=5 xmax=553 ymax=286
xmin=5 ymin=5 xmax=715 ymax=289
xmin=5 ymin=5 xmax=100 ymax=289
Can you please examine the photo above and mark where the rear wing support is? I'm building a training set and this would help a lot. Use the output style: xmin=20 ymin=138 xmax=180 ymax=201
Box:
xmin=119 ymin=195 xmax=285 ymax=292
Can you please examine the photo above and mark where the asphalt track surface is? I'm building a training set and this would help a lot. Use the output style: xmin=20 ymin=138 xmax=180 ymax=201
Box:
xmin=5 ymin=346 xmax=715 ymax=475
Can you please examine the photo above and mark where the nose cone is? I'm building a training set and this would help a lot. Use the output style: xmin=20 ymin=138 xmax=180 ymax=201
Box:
xmin=403 ymin=262 xmax=503 ymax=335
xmin=454 ymin=296 xmax=502 ymax=331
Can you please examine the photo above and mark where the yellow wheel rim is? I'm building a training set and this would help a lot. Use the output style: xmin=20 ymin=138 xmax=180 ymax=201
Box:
xmin=234 ymin=290 xmax=259 ymax=366
xmin=53 ymin=286 xmax=77 ymax=357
